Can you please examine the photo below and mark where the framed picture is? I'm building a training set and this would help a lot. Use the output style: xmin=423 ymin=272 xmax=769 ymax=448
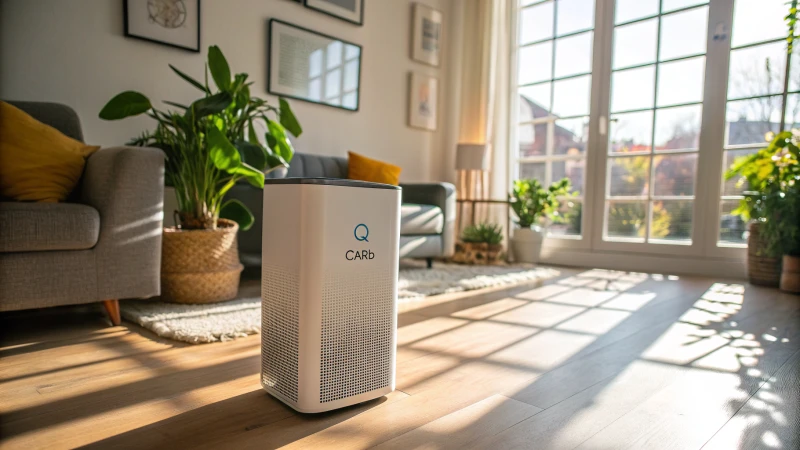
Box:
xmin=411 ymin=3 xmax=442 ymax=67
xmin=304 ymin=0 xmax=364 ymax=26
xmin=268 ymin=19 xmax=362 ymax=112
xmin=408 ymin=73 xmax=438 ymax=131
xmin=123 ymin=0 xmax=200 ymax=52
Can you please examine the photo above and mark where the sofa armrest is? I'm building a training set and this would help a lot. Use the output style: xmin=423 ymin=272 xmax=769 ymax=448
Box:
xmin=399 ymin=182 xmax=456 ymax=257
xmin=81 ymin=146 xmax=165 ymax=300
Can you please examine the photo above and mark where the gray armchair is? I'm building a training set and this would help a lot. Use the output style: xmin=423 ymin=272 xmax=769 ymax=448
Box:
xmin=228 ymin=153 xmax=455 ymax=268
xmin=0 ymin=101 xmax=165 ymax=325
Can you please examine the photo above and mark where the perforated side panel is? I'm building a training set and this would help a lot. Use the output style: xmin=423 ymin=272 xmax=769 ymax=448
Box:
xmin=261 ymin=265 xmax=299 ymax=403
xmin=320 ymin=271 xmax=395 ymax=403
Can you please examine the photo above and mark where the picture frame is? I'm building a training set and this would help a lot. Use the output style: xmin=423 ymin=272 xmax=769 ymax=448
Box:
xmin=408 ymin=72 xmax=438 ymax=131
xmin=411 ymin=3 xmax=443 ymax=67
xmin=123 ymin=0 xmax=201 ymax=52
xmin=267 ymin=19 xmax=362 ymax=112
xmin=304 ymin=0 xmax=364 ymax=26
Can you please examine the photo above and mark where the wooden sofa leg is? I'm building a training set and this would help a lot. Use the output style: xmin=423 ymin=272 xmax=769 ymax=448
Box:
xmin=102 ymin=299 xmax=121 ymax=326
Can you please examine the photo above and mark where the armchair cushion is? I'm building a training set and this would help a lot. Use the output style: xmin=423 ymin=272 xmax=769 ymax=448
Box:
xmin=401 ymin=204 xmax=444 ymax=235
xmin=0 ymin=202 xmax=100 ymax=252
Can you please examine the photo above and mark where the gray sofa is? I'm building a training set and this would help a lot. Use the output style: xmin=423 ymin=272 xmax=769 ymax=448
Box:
xmin=228 ymin=153 xmax=456 ymax=268
xmin=0 ymin=101 xmax=165 ymax=325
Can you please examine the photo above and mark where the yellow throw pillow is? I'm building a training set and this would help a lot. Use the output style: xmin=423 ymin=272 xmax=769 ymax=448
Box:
xmin=0 ymin=101 xmax=99 ymax=202
xmin=347 ymin=151 xmax=402 ymax=186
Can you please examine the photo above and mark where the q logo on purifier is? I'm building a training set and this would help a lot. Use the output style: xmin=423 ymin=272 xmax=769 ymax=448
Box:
xmin=354 ymin=224 xmax=369 ymax=242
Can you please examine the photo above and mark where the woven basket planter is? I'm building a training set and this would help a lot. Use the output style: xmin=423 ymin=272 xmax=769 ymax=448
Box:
xmin=161 ymin=218 xmax=244 ymax=304
xmin=452 ymin=242 xmax=504 ymax=265
xmin=747 ymin=222 xmax=780 ymax=287
xmin=780 ymin=255 xmax=800 ymax=294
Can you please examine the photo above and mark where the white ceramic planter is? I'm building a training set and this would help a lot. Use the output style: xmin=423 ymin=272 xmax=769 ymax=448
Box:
xmin=511 ymin=227 xmax=544 ymax=263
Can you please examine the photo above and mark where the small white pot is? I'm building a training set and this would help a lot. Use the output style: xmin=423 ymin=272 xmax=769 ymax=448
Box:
xmin=511 ymin=226 xmax=544 ymax=263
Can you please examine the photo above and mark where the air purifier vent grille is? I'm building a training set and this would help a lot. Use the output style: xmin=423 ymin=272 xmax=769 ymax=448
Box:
xmin=320 ymin=272 xmax=394 ymax=403
xmin=261 ymin=264 xmax=299 ymax=403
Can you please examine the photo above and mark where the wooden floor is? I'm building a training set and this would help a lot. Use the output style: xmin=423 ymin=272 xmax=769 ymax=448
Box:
xmin=1 ymin=267 xmax=799 ymax=449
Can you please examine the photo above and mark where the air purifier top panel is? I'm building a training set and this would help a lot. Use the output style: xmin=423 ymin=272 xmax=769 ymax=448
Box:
xmin=263 ymin=177 xmax=400 ymax=190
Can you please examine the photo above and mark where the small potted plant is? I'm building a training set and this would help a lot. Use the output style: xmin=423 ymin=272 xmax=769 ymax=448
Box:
xmin=726 ymin=130 xmax=799 ymax=291
xmin=453 ymin=223 xmax=504 ymax=264
xmin=509 ymin=178 xmax=572 ymax=263
xmin=99 ymin=46 xmax=302 ymax=303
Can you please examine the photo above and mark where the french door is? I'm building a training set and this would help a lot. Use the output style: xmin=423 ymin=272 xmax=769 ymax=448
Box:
xmin=511 ymin=0 xmax=795 ymax=260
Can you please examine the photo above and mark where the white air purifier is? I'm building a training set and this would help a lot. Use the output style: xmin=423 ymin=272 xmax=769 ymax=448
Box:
xmin=260 ymin=178 xmax=401 ymax=413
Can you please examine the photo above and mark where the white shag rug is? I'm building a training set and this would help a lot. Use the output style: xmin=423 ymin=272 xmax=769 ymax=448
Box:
xmin=121 ymin=262 xmax=558 ymax=344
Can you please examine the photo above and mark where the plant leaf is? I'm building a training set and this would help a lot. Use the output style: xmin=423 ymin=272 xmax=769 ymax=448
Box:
xmin=189 ymin=92 xmax=233 ymax=118
xmin=208 ymin=127 xmax=264 ymax=188
xmin=163 ymin=100 xmax=189 ymax=110
xmin=169 ymin=64 xmax=210 ymax=93
xmin=207 ymin=45 xmax=231 ymax=92
xmin=279 ymin=98 xmax=303 ymax=137
xmin=235 ymin=140 xmax=268 ymax=171
xmin=99 ymin=91 xmax=152 ymax=120
xmin=220 ymin=199 xmax=255 ymax=231
xmin=266 ymin=119 xmax=295 ymax=163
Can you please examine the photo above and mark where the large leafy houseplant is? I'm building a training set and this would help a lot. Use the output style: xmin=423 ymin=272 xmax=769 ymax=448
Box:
xmin=510 ymin=178 xmax=572 ymax=228
xmin=99 ymin=45 xmax=302 ymax=231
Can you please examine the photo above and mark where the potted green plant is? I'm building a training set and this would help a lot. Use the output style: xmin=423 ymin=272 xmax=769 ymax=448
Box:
xmin=99 ymin=45 xmax=302 ymax=303
xmin=453 ymin=222 xmax=504 ymax=264
xmin=509 ymin=178 xmax=572 ymax=263
xmin=726 ymin=130 xmax=800 ymax=292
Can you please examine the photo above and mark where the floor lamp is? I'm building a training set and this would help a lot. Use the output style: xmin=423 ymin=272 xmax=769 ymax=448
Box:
xmin=455 ymin=143 xmax=489 ymax=231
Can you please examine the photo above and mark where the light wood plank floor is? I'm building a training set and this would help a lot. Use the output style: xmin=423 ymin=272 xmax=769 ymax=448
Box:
xmin=1 ymin=266 xmax=798 ymax=449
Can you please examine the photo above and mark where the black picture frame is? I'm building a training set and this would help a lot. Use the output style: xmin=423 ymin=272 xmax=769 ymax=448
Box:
xmin=123 ymin=0 xmax=201 ymax=53
xmin=267 ymin=19 xmax=363 ymax=112
xmin=303 ymin=0 xmax=364 ymax=26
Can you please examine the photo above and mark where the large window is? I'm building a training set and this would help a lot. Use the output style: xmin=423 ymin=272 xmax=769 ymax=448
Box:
xmin=515 ymin=0 xmax=595 ymax=238
xmin=718 ymin=0 xmax=800 ymax=245
xmin=511 ymin=0 xmax=796 ymax=260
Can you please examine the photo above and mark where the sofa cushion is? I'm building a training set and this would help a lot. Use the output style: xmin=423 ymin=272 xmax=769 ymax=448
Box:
xmin=0 ymin=202 xmax=100 ymax=252
xmin=401 ymin=203 xmax=444 ymax=235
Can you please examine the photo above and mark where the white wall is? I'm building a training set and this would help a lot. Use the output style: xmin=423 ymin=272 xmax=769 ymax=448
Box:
xmin=0 ymin=0 xmax=452 ymax=182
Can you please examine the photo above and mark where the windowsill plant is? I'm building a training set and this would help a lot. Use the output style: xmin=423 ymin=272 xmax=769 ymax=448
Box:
xmin=509 ymin=178 xmax=572 ymax=263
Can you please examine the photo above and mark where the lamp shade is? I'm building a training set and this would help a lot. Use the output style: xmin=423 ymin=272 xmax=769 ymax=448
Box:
xmin=455 ymin=143 xmax=489 ymax=171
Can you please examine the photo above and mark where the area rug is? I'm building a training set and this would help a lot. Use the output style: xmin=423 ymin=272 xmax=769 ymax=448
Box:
xmin=120 ymin=262 xmax=558 ymax=344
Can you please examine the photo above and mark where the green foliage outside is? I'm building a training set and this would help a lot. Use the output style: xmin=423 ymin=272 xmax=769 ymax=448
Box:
xmin=461 ymin=223 xmax=503 ymax=245
xmin=99 ymin=46 xmax=302 ymax=231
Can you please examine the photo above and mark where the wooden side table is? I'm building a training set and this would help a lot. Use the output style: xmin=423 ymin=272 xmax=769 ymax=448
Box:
xmin=456 ymin=198 xmax=511 ymax=236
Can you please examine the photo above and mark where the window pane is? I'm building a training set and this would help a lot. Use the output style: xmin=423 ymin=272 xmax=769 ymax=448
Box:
xmin=554 ymin=32 xmax=593 ymax=78
xmin=731 ymin=0 xmax=786 ymax=48
xmin=610 ymin=110 xmax=653 ymax=153
xmin=519 ymin=84 xmax=552 ymax=118
xmin=650 ymin=200 xmax=692 ymax=241
xmin=719 ymin=200 xmax=748 ymax=244
xmin=555 ymin=117 xmax=589 ymax=155
xmin=615 ymin=0 xmax=658 ymax=24
xmin=653 ymin=153 xmax=697 ymax=196
xmin=549 ymin=199 xmax=582 ymax=236
xmin=722 ymin=149 xmax=758 ymax=196
xmin=725 ymin=97 xmax=781 ymax=146
xmin=654 ymin=104 xmax=702 ymax=150
xmin=520 ymin=1 xmax=554 ymax=44
xmin=557 ymin=0 xmax=594 ymax=35
xmin=613 ymin=19 xmax=658 ymax=69
xmin=612 ymin=66 xmax=656 ymax=112
xmin=785 ymin=93 xmax=800 ymax=129
xmin=518 ymin=42 xmax=553 ymax=85
xmin=657 ymin=57 xmax=705 ymax=107
xmin=790 ymin=46 xmax=800 ymax=92
xmin=659 ymin=6 xmax=708 ymax=61
xmin=728 ymin=42 xmax=787 ymax=99
xmin=520 ymin=161 xmax=546 ymax=181
xmin=553 ymin=159 xmax=586 ymax=195
xmin=553 ymin=75 xmax=591 ymax=117
xmin=662 ymin=0 xmax=708 ymax=13
xmin=609 ymin=156 xmax=650 ymax=196
xmin=606 ymin=201 xmax=647 ymax=240
xmin=518 ymin=123 xmax=548 ymax=157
